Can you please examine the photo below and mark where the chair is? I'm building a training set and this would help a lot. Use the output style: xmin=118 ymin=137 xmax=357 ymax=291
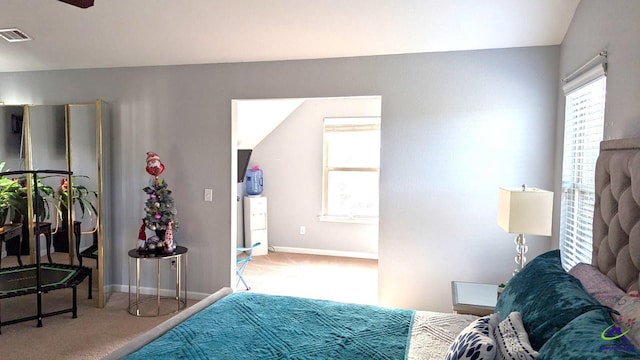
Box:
xmin=236 ymin=242 xmax=261 ymax=290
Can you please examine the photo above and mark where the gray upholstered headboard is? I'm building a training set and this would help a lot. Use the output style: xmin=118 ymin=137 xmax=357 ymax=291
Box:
xmin=592 ymin=137 xmax=640 ymax=292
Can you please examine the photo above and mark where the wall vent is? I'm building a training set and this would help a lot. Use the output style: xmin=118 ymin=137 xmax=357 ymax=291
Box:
xmin=0 ymin=28 xmax=32 ymax=42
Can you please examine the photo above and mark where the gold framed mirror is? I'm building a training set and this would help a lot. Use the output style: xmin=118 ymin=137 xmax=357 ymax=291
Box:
xmin=1 ymin=100 xmax=109 ymax=308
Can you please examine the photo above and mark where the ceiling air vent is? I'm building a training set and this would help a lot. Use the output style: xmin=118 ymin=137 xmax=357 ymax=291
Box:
xmin=0 ymin=28 xmax=32 ymax=42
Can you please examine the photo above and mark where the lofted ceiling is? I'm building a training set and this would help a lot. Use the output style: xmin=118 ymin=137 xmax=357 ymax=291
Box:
xmin=0 ymin=0 xmax=580 ymax=73
xmin=236 ymin=98 xmax=305 ymax=149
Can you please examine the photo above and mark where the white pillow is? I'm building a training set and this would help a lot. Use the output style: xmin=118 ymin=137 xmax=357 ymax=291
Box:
xmin=445 ymin=313 xmax=499 ymax=360
xmin=612 ymin=292 xmax=640 ymax=348
xmin=493 ymin=311 xmax=538 ymax=360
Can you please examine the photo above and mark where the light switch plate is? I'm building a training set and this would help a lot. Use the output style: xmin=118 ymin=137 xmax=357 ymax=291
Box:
xmin=204 ymin=188 xmax=213 ymax=202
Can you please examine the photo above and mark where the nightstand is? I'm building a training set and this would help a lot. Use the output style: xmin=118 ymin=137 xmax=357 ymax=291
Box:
xmin=451 ymin=281 xmax=497 ymax=316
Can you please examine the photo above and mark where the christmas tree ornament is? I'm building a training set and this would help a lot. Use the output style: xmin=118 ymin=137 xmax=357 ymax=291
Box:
xmin=163 ymin=221 xmax=176 ymax=254
xmin=145 ymin=152 xmax=165 ymax=177
xmin=146 ymin=235 xmax=160 ymax=250
xmin=137 ymin=219 xmax=147 ymax=251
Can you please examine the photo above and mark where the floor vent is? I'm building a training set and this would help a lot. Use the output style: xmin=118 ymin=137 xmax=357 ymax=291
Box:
xmin=0 ymin=28 xmax=32 ymax=42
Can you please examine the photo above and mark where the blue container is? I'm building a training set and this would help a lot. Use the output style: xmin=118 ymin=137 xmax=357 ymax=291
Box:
xmin=245 ymin=167 xmax=264 ymax=195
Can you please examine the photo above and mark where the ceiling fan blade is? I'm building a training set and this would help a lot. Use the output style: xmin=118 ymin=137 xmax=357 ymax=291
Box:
xmin=58 ymin=0 xmax=94 ymax=8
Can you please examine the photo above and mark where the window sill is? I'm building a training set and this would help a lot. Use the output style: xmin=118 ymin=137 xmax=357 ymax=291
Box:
xmin=318 ymin=215 xmax=378 ymax=225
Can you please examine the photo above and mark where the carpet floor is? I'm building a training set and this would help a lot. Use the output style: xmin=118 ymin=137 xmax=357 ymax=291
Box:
xmin=0 ymin=250 xmax=378 ymax=359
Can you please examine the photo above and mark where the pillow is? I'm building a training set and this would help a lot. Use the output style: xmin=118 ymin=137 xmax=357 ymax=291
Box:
xmin=493 ymin=312 xmax=538 ymax=360
xmin=444 ymin=313 xmax=499 ymax=360
xmin=495 ymin=250 xmax=608 ymax=350
xmin=612 ymin=293 xmax=640 ymax=348
xmin=537 ymin=308 xmax=640 ymax=359
xmin=569 ymin=263 xmax=625 ymax=308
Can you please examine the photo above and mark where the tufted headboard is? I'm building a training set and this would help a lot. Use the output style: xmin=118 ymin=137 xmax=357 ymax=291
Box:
xmin=592 ymin=137 xmax=640 ymax=292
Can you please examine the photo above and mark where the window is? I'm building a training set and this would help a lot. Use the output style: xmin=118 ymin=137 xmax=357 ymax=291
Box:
xmin=559 ymin=65 xmax=606 ymax=270
xmin=321 ymin=117 xmax=380 ymax=222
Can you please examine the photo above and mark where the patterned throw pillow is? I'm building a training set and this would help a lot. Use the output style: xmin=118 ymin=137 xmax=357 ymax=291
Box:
xmin=445 ymin=313 xmax=499 ymax=360
xmin=612 ymin=292 xmax=640 ymax=348
xmin=494 ymin=312 xmax=538 ymax=360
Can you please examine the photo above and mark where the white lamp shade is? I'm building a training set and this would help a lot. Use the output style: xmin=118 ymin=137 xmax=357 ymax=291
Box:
xmin=498 ymin=187 xmax=553 ymax=236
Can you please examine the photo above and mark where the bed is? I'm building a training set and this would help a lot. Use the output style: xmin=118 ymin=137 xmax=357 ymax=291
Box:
xmin=106 ymin=137 xmax=640 ymax=359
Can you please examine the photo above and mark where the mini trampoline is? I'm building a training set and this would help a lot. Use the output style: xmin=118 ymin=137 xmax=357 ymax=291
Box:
xmin=0 ymin=264 xmax=91 ymax=299
xmin=78 ymin=242 xmax=99 ymax=268
xmin=0 ymin=169 xmax=93 ymax=334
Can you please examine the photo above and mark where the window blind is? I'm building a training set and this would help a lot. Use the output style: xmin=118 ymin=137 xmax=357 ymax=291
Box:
xmin=559 ymin=66 xmax=606 ymax=270
xmin=322 ymin=117 xmax=380 ymax=219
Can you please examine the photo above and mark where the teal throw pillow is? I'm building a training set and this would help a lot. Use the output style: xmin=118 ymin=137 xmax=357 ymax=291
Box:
xmin=495 ymin=250 xmax=607 ymax=350
xmin=537 ymin=308 xmax=640 ymax=359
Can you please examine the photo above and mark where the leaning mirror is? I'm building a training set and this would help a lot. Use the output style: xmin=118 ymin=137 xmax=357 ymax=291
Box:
xmin=25 ymin=105 xmax=69 ymax=265
xmin=68 ymin=100 xmax=110 ymax=307
xmin=0 ymin=105 xmax=27 ymax=232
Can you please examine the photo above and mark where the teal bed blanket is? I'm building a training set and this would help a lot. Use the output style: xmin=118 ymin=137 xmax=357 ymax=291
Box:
xmin=124 ymin=292 xmax=415 ymax=360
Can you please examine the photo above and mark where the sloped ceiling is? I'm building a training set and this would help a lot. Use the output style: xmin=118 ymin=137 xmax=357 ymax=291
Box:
xmin=0 ymin=0 xmax=580 ymax=73
xmin=237 ymin=99 xmax=305 ymax=149
xmin=1 ymin=0 xmax=580 ymax=149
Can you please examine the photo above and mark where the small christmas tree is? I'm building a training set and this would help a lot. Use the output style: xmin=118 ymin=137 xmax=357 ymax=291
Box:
xmin=142 ymin=152 xmax=178 ymax=234
xmin=143 ymin=178 xmax=178 ymax=232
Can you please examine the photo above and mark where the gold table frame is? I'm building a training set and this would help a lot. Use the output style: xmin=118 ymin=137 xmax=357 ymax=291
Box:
xmin=127 ymin=245 xmax=188 ymax=317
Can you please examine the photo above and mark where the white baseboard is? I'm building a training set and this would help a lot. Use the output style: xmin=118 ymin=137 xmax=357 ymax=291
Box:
xmin=271 ymin=246 xmax=378 ymax=260
xmin=92 ymin=246 xmax=378 ymax=304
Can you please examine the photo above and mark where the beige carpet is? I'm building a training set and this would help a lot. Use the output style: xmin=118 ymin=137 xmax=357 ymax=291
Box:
xmin=0 ymin=250 xmax=377 ymax=359
xmin=241 ymin=251 xmax=378 ymax=305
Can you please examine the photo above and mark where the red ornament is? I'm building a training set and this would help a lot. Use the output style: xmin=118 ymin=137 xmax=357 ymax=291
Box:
xmin=137 ymin=219 xmax=147 ymax=250
xmin=60 ymin=178 xmax=69 ymax=192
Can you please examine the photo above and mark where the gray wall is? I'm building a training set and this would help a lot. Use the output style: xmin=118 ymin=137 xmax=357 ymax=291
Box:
xmin=0 ymin=45 xmax=559 ymax=311
xmin=249 ymin=96 xmax=380 ymax=257
xmin=553 ymin=0 xmax=640 ymax=249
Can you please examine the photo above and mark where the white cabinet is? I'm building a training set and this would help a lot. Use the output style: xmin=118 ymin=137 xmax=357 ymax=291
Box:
xmin=244 ymin=196 xmax=268 ymax=256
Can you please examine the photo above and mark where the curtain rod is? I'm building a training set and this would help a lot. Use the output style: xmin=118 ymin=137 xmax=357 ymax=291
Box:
xmin=562 ymin=51 xmax=607 ymax=83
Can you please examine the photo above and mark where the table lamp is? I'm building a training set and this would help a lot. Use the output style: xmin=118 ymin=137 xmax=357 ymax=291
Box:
xmin=497 ymin=185 xmax=553 ymax=275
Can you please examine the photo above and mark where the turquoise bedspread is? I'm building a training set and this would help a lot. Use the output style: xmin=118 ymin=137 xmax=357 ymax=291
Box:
xmin=125 ymin=292 xmax=415 ymax=360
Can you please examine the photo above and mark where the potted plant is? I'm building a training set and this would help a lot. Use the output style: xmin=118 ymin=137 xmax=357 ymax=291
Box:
xmin=52 ymin=176 xmax=98 ymax=252
xmin=0 ymin=162 xmax=22 ymax=226
xmin=0 ymin=162 xmax=59 ymax=255
xmin=0 ymin=162 xmax=57 ymax=225
xmin=0 ymin=162 xmax=19 ymax=226
xmin=497 ymin=283 xmax=507 ymax=299
xmin=56 ymin=176 xmax=98 ymax=221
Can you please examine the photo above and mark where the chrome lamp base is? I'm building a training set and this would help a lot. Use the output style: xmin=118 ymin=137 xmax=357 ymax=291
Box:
xmin=512 ymin=233 xmax=528 ymax=276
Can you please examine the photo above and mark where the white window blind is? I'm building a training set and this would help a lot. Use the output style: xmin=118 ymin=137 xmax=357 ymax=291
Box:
xmin=559 ymin=64 xmax=606 ymax=270
xmin=322 ymin=117 xmax=380 ymax=220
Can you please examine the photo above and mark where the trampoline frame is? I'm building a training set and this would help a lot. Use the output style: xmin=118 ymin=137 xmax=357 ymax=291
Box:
xmin=0 ymin=170 xmax=93 ymax=334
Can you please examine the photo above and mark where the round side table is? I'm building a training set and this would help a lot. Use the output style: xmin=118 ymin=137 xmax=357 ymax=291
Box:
xmin=128 ymin=245 xmax=188 ymax=317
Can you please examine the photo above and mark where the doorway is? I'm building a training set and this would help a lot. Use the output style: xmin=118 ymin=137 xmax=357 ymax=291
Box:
xmin=232 ymin=96 xmax=382 ymax=302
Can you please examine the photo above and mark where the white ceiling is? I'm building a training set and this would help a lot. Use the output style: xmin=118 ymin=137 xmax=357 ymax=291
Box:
xmin=0 ymin=0 xmax=580 ymax=73
xmin=236 ymin=98 xmax=305 ymax=149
